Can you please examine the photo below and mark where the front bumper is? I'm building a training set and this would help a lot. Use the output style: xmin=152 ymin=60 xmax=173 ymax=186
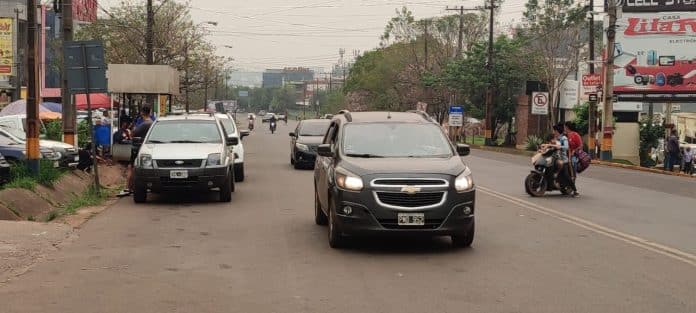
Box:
xmin=60 ymin=153 xmax=80 ymax=168
xmin=0 ymin=165 xmax=10 ymax=183
xmin=330 ymin=180 xmax=475 ymax=236
xmin=293 ymin=148 xmax=317 ymax=165
xmin=134 ymin=166 xmax=230 ymax=192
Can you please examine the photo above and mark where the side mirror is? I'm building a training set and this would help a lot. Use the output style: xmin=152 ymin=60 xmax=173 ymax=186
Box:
xmin=289 ymin=132 xmax=296 ymax=137
xmin=317 ymin=144 xmax=333 ymax=157
xmin=240 ymin=130 xmax=250 ymax=139
xmin=227 ymin=136 xmax=239 ymax=146
xmin=456 ymin=144 xmax=470 ymax=156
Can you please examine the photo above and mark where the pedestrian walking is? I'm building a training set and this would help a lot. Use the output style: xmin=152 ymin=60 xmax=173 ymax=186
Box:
xmin=666 ymin=130 xmax=680 ymax=172
xmin=683 ymin=147 xmax=694 ymax=175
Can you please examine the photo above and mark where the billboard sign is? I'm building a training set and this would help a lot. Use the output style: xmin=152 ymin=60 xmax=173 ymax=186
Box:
xmin=610 ymin=12 xmax=696 ymax=102
xmin=616 ymin=0 xmax=696 ymax=12
xmin=559 ymin=80 xmax=579 ymax=109
xmin=582 ymin=74 xmax=602 ymax=94
xmin=0 ymin=18 xmax=13 ymax=75
xmin=532 ymin=92 xmax=549 ymax=115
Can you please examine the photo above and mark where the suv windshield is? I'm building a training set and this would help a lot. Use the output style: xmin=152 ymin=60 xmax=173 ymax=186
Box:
xmin=147 ymin=121 xmax=222 ymax=144
xmin=342 ymin=123 xmax=452 ymax=158
xmin=299 ymin=122 xmax=329 ymax=136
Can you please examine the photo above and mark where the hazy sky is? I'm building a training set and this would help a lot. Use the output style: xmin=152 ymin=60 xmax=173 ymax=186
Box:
xmin=100 ymin=0 xmax=532 ymax=72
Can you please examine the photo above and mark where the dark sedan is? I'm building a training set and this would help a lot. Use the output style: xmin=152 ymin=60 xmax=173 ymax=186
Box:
xmin=289 ymin=119 xmax=330 ymax=169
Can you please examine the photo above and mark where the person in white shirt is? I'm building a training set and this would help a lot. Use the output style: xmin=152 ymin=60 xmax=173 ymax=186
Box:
xmin=683 ymin=147 xmax=694 ymax=175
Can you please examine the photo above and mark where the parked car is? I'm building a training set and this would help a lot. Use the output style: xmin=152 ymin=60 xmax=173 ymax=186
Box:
xmin=313 ymin=111 xmax=475 ymax=248
xmin=215 ymin=113 xmax=250 ymax=182
xmin=289 ymin=119 xmax=331 ymax=169
xmin=0 ymin=126 xmax=78 ymax=168
xmin=262 ymin=113 xmax=277 ymax=123
xmin=132 ymin=114 xmax=239 ymax=203
xmin=321 ymin=114 xmax=334 ymax=119
xmin=0 ymin=152 xmax=10 ymax=184
xmin=0 ymin=134 xmax=61 ymax=166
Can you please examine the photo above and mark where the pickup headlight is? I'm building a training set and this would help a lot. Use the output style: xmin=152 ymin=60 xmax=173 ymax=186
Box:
xmin=207 ymin=153 xmax=222 ymax=167
xmin=335 ymin=168 xmax=363 ymax=192
xmin=454 ymin=167 xmax=474 ymax=192
xmin=139 ymin=154 xmax=153 ymax=168
xmin=296 ymin=143 xmax=309 ymax=152
xmin=53 ymin=151 xmax=63 ymax=159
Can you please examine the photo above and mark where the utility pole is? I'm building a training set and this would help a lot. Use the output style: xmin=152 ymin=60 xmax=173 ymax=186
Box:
xmin=13 ymin=8 xmax=23 ymax=102
xmin=26 ymin=0 xmax=40 ymax=174
xmin=587 ymin=0 xmax=597 ymax=158
xmin=484 ymin=0 xmax=497 ymax=146
xmin=446 ymin=6 xmax=466 ymax=58
xmin=184 ymin=43 xmax=190 ymax=113
xmin=61 ymin=0 xmax=75 ymax=146
xmin=423 ymin=20 xmax=429 ymax=68
xmin=145 ymin=0 xmax=155 ymax=105
xmin=601 ymin=0 xmax=618 ymax=160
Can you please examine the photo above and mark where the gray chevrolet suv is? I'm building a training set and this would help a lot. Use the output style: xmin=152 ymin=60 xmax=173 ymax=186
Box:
xmin=314 ymin=111 xmax=475 ymax=248
xmin=132 ymin=114 xmax=239 ymax=203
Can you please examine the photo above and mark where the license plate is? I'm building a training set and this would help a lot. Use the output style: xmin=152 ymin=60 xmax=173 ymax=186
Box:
xmin=170 ymin=170 xmax=188 ymax=179
xmin=74 ymin=156 xmax=79 ymax=162
xmin=397 ymin=213 xmax=425 ymax=226
xmin=53 ymin=161 xmax=60 ymax=168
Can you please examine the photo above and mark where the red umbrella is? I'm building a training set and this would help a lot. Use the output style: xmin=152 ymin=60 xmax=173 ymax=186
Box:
xmin=74 ymin=93 xmax=118 ymax=110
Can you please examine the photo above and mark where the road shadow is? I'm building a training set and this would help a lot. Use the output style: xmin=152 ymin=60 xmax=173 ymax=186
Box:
xmin=142 ymin=192 xmax=223 ymax=206
xmin=336 ymin=235 xmax=474 ymax=255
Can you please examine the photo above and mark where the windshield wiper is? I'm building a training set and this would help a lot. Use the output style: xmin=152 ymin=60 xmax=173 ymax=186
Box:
xmin=345 ymin=153 xmax=385 ymax=158
xmin=169 ymin=140 xmax=204 ymax=143
xmin=147 ymin=140 xmax=168 ymax=144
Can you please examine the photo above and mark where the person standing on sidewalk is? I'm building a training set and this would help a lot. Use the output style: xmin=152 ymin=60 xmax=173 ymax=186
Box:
xmin=666 ymin=130 xmax=680 ymax=172
xmin=683 ymin=147 xmax=694 ymax=175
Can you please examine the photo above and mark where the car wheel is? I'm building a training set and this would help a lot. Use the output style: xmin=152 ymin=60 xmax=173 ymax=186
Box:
xmin=133 ymin=184 xmax=147 ymax=203
xmin=314 ymin=189 xmax=328 ymax=226
xmin=234 ymin=163 xmax=245 ymax=182
xmin=328 ymin=198 xmax=345 ymax=248
xmin=451 ymin=220 xmax=475 ymax=248
xmin=293 ymin=161 xmax=303 ymax=170
xmin=220 ymin=174 xmax=232 ymax=202
xmin=290 ymin=154 xmax=295 ymax=165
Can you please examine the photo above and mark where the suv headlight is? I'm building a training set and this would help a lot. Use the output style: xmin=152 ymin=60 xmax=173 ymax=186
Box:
xmin=296 ymin=143 xmax=309 ymax=152
xmin=335 ymin=168 xmax=363 ymax=192
xmin=207 ymin=153 xmax=222 ymax=167
xmin=139 ymin=154 xmax=153 ymax=168
xmin=454 ymin=167 xmax=474 ymax=192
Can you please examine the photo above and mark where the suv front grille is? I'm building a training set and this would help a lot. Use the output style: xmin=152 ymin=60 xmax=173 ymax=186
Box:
xmin=376 ymin=192 xmax=445 ymax=208
xmin=372 ymin=179 xmax=447 ymax=186
xmin=156 ymin=159 xmax=203 ymax=168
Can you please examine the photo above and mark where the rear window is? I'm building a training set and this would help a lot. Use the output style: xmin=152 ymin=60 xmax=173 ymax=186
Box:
xmin=147 ymin=121 xmax=222 ymax=144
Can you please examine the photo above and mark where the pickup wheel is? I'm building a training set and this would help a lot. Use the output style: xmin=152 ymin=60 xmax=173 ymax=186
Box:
xmin=234 ymin=163 xmax=245 ymax=182
xmin=220 ymin=174 xmax=232 ymax=202
xmin=133 ymin=184 xmax=147 ymax=203
xmin=314 ymin=188 xmax=328 ymax=225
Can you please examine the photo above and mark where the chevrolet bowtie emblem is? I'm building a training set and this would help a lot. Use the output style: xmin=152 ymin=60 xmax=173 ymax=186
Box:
xmin=401 ymin=186 xmax=421 ymax=194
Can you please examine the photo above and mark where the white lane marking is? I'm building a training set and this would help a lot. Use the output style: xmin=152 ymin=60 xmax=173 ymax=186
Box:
xmin=477 ymin=186 xmax=696 ymax=267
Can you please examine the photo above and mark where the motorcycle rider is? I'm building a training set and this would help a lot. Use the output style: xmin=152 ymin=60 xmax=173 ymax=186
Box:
xmin=269 ymin=114 xmax=278 ymax=133
xmin=248 ymin=114 xmax=255 ymax=131
xmin=542 ymin=124 xmax=579 ymax=197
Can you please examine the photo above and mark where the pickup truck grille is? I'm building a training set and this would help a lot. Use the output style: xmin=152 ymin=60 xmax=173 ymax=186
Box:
xmin=156 ymin=159 xmax=203 ymax=168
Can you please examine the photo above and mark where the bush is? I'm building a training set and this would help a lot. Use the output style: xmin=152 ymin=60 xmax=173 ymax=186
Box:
xmin=2 ymin=160 xmax=65 ymax=190
xmin=37 ymin=160 xmax=65 ymax=186
xmin=639 ymin=118 xmax=664 ymax=168
xmin=525 ymin=135 xmax=544 ymax=151
xmin=45 ymin=120 xmax=63 ymax=141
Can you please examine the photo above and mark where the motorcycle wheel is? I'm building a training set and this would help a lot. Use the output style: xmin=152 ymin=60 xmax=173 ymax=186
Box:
xmin=525 ymin=173 xmax=547 ymax=197
xmin=560 ymin=186 xmax=573 ymax=195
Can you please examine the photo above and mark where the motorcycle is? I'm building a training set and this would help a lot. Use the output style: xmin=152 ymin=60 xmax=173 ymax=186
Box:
xmin=525 ymin=147 xmax=575 ymax=197
xmin=270 ymin=121 xmax=277 ymax=134
xmin=248 ymin=121 xmax=254 ymax=131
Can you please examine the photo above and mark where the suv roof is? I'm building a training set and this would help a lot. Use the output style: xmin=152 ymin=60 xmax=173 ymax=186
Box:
xmin=333 ymin=111 xmax=435 ymax=124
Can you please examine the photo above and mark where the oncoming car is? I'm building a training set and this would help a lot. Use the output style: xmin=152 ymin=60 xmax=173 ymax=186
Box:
xmin=313 ymin=111 xmax=476 ymax=248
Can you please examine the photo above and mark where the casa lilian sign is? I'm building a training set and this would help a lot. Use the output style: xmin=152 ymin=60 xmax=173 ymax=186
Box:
xmin=615 ymin=0 xmax=696 ymax=12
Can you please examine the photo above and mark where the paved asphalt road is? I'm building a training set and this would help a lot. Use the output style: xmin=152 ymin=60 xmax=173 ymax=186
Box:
xmin=1 ymin=122 xmax=695 ymax=313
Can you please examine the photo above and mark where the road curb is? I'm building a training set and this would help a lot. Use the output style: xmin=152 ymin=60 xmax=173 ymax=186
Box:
xmin=470 ymin=145 xmax=696 ymax=179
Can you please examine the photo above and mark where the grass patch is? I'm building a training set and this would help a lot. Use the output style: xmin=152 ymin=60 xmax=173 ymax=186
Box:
xmin=611 ymin=159 xmax=634 ymax=166
xmin=1 ymin=160 xmax=66 ymax=190
xmin=62 ymin=187 xmax=108 ymax=215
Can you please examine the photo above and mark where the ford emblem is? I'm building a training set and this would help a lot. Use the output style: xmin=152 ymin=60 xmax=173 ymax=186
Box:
xmin=175 ymin=160 xmax=185 ymax=165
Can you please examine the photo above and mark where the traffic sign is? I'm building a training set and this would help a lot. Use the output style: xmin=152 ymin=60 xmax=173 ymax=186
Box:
xmin=449 ymin=106 xmax=463 ymax=127
xmin=582 ymin=74 xmax=602 ymax=95
xmin=531 ymin=92 xmax=549 ymax=115
xmin=589 ymin=94 xmax=598 ymax=102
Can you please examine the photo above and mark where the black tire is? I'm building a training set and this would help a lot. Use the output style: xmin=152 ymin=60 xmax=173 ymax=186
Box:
xmin=560 ymin=186 xmax=573 ymax=195
xmin=133 ymin=184 xmax=147 ymax=203
xmin=290 ymin=154 xmax=295 ymax=165
xmin=315 ymin=189 xmax=328 ymax=225
xmin=451 ymin=220 xmax=475 ymax=248
xmin=293 ymin=162 xmax=303 ymax=170
xmin=234 ymin=163 xmax=245 ymax=182
xmin=220 ymin=174 xmax=232 ymax=202
xmin=525 ymin=173 xmax=547 ymax=197
xmin=328 ymin=198 xmax=345 ymax=248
